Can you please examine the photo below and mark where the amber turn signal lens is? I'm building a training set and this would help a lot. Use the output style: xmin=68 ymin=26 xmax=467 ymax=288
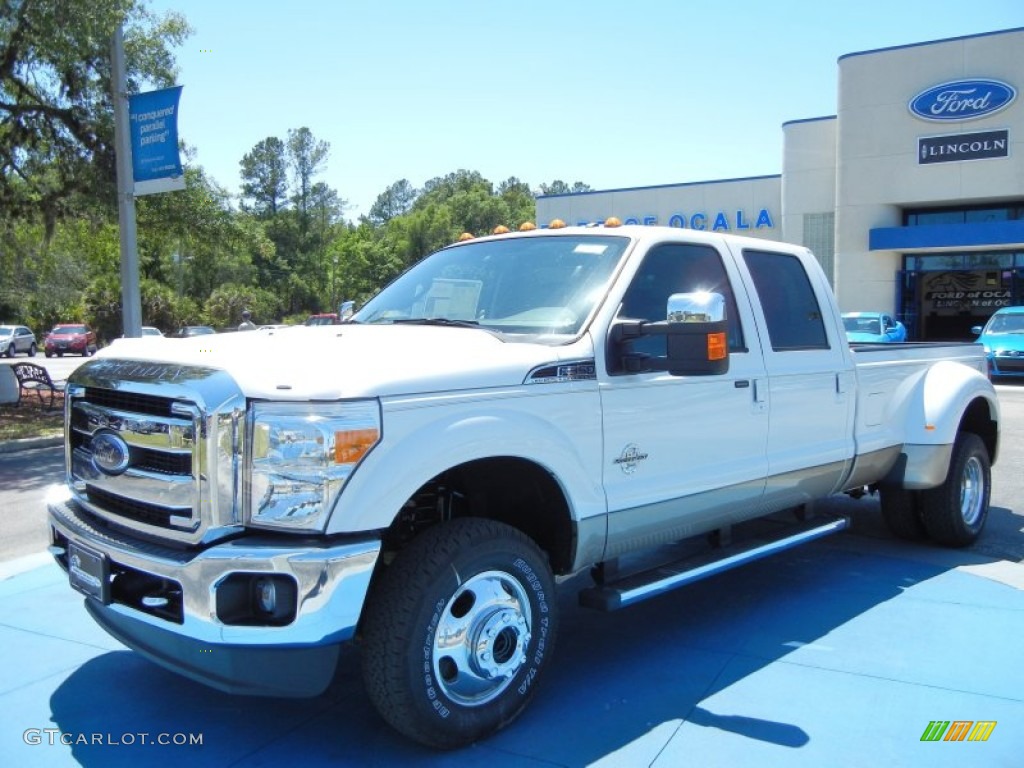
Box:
xmin=335 ymin=428 xmax=379 ymax=464
xmin=707 ymin=332 xmax=727 ymax=361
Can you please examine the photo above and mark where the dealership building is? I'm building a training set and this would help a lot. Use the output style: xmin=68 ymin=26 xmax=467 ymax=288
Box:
xmin=536 ymin=27 xmax=1024 ymax=341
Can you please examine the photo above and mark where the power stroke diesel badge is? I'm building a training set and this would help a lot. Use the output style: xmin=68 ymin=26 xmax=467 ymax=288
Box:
xmin=614 ymin=444 xmax=649 ymax=475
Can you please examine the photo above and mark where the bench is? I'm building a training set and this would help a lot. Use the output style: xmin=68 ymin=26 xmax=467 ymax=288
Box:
xmin=11 ymin=362 xmax=66 ymax=408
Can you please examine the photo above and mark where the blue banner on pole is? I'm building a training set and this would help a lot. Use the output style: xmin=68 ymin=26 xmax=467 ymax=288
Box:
xmin=128 ymin=86 xmax=185 ymax=195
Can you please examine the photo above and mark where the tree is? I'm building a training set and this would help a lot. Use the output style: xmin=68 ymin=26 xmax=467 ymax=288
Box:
xmin=367 ymin=179 xmax=418 ymax=225
xmin=239 ymin=137 xmax=288 ymax=216
xmin=287 ymin=126 xmax=329 ymax=230
xmin=0 ymin=0 xmax=191 ymax=228
xmin=418 ymin=169 xmax=491 ymax=208
xmin=497 ymin=176 xmax=536 ymax=228
xmin=537 ymin=180 xmax=592 ymax=196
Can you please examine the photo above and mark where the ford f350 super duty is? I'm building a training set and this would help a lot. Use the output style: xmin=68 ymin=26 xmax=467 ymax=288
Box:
xmin=48 ymin=224 xmax=999 ymax=748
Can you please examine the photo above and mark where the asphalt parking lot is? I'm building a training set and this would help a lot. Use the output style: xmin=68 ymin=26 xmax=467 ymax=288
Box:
xmin=1 ymin=379 xmax=1022 ymax=766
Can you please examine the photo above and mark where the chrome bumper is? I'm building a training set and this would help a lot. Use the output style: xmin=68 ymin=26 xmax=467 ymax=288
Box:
xmin=48 ymin=495 xmax=381 ymax=696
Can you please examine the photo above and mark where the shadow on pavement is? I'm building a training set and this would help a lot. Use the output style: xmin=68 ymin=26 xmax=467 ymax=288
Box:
xmin=45 ymin=521 xmax=1002 ymax=767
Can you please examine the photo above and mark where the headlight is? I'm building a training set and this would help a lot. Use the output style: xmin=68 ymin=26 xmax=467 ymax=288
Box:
xmin=248 ymin=400 xmax=381 ymax=531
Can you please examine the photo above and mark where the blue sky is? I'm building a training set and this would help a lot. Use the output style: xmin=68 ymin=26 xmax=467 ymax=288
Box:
xmin=147 ymin=0 xmax=1023 ymax=220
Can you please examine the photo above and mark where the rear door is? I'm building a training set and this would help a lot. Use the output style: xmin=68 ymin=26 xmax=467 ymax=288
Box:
xmin=733 ymin=247 xmax=855 ymax=504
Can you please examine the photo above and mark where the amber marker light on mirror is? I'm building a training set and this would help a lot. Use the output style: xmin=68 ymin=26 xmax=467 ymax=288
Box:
xmin=707 ymin=333 xmax=727 ymax=361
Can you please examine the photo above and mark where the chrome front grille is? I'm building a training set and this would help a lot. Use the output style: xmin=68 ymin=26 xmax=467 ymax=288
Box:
xmin=65 ymin=360 xmax=247 ymax=546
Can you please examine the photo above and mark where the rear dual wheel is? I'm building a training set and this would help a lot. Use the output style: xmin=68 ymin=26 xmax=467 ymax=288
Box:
xmin=880 ymin=432 xmax=990 ymax=548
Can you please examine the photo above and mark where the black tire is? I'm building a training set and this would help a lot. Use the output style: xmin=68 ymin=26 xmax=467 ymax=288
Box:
xmin=361 ymin=518 xmax=557 ymax=749
xmin=28 ymin=342 xmax=36 ymax=357
xmin=5 ymin=343 xmax=13 ymax=358
xmin=920 ymin=432 xmax=990 ymax=548
xmin=879 ymin=486 xmax=927 ymax=541
xmin=45 ymin=350 xmax=53 ymax=358
xmin=57 ymin=352 xmax=63 ymax=357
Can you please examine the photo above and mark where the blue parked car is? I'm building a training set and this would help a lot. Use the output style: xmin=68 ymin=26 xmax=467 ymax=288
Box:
xmin=842 ymin=312 xmax=907 ymax=343
xmin=972 ymin=306 xmax=1024 ymax=379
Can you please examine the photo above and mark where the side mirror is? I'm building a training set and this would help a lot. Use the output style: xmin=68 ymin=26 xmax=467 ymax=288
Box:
xmin=970 ymin=325 xmax=983 ymax=336
xmin=339 ymin=300 xmax=355 ymax=322
xmin=610 ymin=292 xmax=729 ymax=376
xmin=665 ymin=292 xmax=729 ymax=375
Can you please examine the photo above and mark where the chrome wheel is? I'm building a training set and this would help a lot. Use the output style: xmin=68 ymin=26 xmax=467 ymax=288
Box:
xmin=432 ymin=570 xmax=532 ymax=707
xmin=959 ymin=455 xmax=985 ymax=526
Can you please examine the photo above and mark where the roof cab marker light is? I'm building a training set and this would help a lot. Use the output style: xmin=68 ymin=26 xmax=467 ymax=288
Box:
xmin=548 ymin=219 xmax=567 ymax=229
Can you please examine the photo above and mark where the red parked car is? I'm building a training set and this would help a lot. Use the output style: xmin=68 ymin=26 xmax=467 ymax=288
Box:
xmin=45 ymin=323 xmax=98 ymax=357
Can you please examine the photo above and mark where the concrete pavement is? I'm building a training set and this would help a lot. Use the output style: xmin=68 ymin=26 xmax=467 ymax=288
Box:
xmin=1 ymin=508 xmax=1022 ymax=767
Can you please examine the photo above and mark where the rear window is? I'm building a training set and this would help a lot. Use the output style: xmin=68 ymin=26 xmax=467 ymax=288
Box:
xmin=743 ymin=250 xmax=828 ymax=351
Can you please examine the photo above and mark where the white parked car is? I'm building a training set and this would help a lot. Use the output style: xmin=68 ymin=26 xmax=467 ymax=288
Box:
xmin=0 ymin=324 xmax=37 ymax=357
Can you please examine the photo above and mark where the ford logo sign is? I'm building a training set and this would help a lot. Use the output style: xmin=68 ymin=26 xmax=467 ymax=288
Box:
xmin=92 ymin=431 xmax=131 ymax=475
xmin=909 ymin=79 xmax=1016 ymax=122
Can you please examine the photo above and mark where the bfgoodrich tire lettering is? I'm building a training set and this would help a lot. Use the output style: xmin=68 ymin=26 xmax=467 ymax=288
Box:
xmin=920 ymin=432 xmax=990 ymax=548
xmin=361 ymin=518 xmax=557 ymax=749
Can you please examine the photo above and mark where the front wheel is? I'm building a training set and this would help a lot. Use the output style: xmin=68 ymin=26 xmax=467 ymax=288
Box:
xmin=920 ymin=432 xmax=991 ymax=547
xmin=361 ymin=518 xmax=557 ymax=749
xmin=28 ymin=343 xmax=36 ymax=357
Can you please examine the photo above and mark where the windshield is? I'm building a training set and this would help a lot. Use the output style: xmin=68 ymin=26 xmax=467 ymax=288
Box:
xmin=985 ymin=312 xmax=1024 ymax=334
xmin=53 ymin=325 xmax=86 ymax=335
xmin=843 ymin=316 xmax=881 ymax=335
xmin=354 ymin=235 xmax=630 ymax=340
xmin=0 ymin=327 xmax=12 ymax=337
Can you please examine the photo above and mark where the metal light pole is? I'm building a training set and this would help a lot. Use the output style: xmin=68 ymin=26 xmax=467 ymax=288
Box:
xmin=111 ymin=25 xmax=142 ymax=338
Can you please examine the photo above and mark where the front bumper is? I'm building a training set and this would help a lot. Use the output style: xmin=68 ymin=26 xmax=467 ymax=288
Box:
xmin=49 ymin=495 xmax=381 ymax=697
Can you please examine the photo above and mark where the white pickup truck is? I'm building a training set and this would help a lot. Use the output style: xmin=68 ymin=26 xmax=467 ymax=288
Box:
xmin=48 ymin=224 xmax=999 ymax=749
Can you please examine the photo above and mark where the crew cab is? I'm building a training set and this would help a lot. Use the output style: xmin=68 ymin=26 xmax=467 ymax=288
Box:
xmin=48 ymin=225 xmax=998 ymax=749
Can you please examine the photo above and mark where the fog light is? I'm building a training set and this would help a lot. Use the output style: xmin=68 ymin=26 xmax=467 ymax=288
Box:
xmin=255 ymin=577 xmax=277 ymax=614
xmin=216 ymin=573 xmax=298 ymax=627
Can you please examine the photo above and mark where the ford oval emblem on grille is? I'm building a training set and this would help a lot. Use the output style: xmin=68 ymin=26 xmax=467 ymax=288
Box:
xmin=92 ymin=431 xmax=131 ymax=475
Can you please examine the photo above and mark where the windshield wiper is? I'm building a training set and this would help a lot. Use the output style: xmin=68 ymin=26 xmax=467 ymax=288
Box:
xmin=391 ymin=318 xmax=480 ymax=328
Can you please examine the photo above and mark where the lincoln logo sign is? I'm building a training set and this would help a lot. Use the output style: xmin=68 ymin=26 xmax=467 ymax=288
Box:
xmin=909 ymin=79 xmax=1016 ymax=122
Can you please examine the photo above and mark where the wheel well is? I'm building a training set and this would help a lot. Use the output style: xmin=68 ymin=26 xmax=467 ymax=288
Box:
xmin=959 ymin=397 xmax=998 ymax=464
xmin=379 ymin=457 xmax=575 ymax=575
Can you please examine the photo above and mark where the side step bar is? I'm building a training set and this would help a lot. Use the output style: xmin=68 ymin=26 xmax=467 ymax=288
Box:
xmin=579 ymin=515 xmax=849 ymax=611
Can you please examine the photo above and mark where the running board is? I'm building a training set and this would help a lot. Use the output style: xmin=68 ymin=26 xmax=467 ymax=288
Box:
xmin=579 ymin=515 xmax=849 ymax=612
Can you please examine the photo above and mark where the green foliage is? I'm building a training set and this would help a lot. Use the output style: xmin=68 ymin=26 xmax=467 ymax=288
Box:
xmin=203 ymin=283 xmax=282 ymax=328
xmin=537 ymin=180 xmax=592 ymax=196
xmin=239 ymin=137 xmax=288 ymax=217
xmin=368 ymin=179 xmax=418 ymax=225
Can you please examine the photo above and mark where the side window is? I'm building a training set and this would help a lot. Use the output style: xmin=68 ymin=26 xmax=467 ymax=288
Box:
xmin=742 ymin=249 xmax=829 ymax=351
xmin=617 ymin=243 xmax=745 ymax=359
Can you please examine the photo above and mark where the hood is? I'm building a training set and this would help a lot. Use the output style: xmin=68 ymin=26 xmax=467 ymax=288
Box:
xmin=980 ymin=331 xmax=1024 ymax=353
xmin=96 ymin=325 xmax=590 ymax=399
